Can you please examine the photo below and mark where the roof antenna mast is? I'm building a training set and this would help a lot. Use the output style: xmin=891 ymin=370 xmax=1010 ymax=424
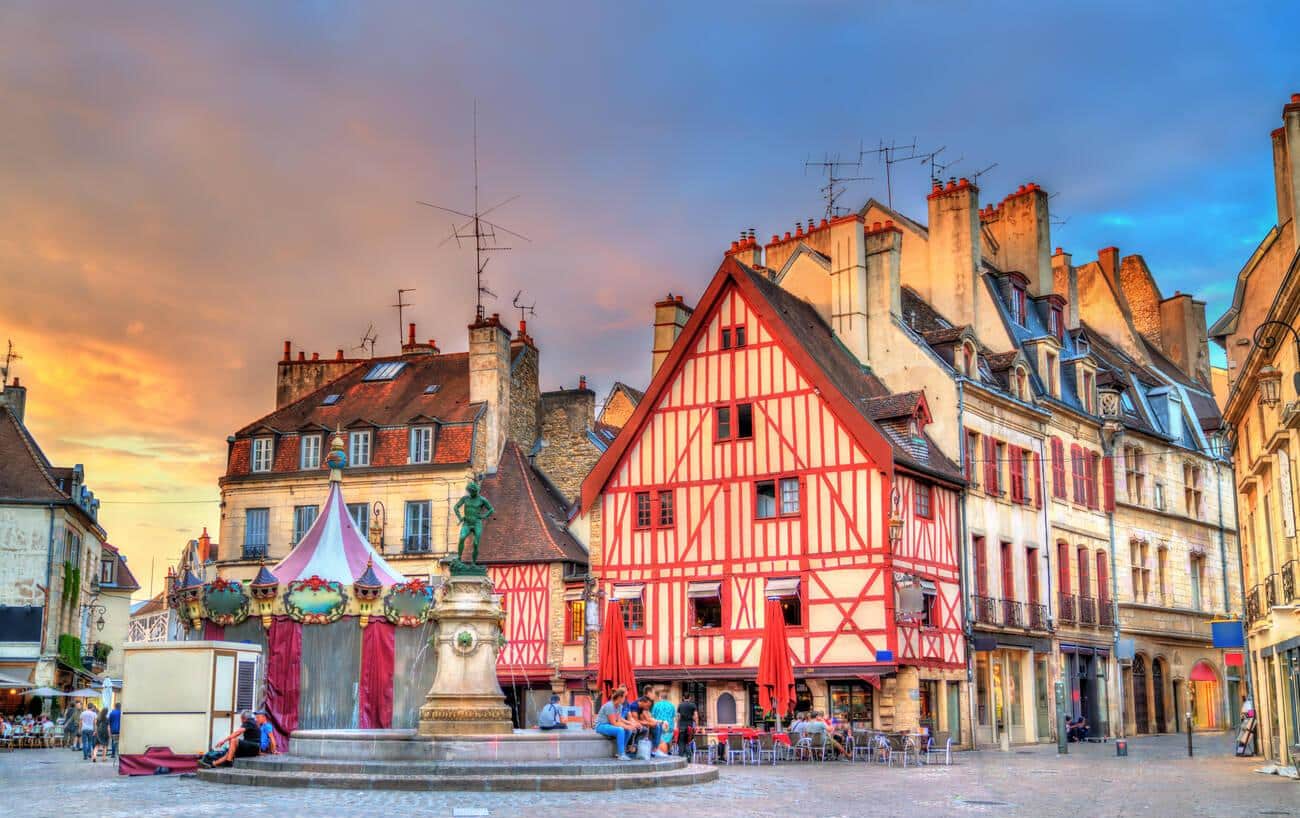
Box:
xmin=393 ymin=288 xmax=415 ymax=349
xmin=511 ymin=290 xmax=537 ymax=327
xmin=419 ymin=100 xmax=530 ymax=322
xmin=2 ymin=340 xmax=21 ymax=386
xmin=862 ymin=138 xmax=924 ymax=210
xmin=804 ymin=143 xmax=873 ymax=220
xmin=354 ymin=323 xmax=378 ymax=359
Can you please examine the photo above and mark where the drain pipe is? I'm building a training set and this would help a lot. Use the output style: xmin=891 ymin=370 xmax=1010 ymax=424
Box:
xmin=1103 ymin=427 xmax=1125 ymax=740
xmin=955 ymin=378 xmax=976 ymax=751
xmin=1224 ymin=457 xmax=1258 ymax=753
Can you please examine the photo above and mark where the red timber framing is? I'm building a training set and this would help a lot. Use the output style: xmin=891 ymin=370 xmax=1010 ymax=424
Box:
xmin=489 ymin=562 xmax=552 ymax=681
xmin=577 ymin=257 xmax=964 ymax=681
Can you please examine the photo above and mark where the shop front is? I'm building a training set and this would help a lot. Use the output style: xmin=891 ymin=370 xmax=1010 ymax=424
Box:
xmin=1060 ymin=643 xmax=1111 ymax=738
xmin=972 ymin=633 xmax=1052 ymax=746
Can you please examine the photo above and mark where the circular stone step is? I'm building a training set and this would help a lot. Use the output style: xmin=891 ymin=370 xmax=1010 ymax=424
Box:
xmin=239 ymin=754 xmax=688 ymax=777
xmin=289 ymin=728 xmax=618 ymax=762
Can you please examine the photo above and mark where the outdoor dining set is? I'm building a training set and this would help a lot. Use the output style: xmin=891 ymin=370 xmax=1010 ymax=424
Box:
xmin=690 ymin=727 xmax=954 ymax=768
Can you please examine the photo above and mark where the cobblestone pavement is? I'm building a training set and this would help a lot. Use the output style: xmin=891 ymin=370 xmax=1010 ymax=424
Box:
xmin=1 ymin=733 xmax=1295 ymax=818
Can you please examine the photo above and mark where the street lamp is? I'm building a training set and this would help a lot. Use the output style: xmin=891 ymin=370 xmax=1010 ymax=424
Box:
xmin=1252 ymin=321 xmax=1300 ymax=398
xmin=888 ymin=488 xmax=904 ymax=549
xmin=1258 ymin=365 xmax=1282 ymax=407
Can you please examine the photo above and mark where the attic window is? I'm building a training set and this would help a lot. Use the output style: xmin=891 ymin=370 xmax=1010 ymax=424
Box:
xmin=364 ymin=361 xmax=406 ymax=381
xmin=322 ymin=393 xmax=342 ymax=406
xmin=1010 ymin=284 xmax=1027 ymax=324
xmin=1076 ymin=336 xmax=1090 ymax=355
xmin=424 ymin=384 xmax=441 ymax=394
xmin=908 ymin=416 xmax=924 ymax=442
xmin=1014 ymin=366 xmax=1029 ymax=400
xmin=961 ymin=342 xmax=977 ymax=378
xmin=1049 ymin=306 xmax=1064 ymax=340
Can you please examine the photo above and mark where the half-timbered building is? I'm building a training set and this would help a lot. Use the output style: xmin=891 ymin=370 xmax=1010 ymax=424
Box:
xmin=574 ymin=256 xmax=966 ymax=736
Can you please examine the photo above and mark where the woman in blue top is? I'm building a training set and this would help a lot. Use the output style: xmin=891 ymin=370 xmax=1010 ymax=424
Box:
xmin=594 ymin=689 xmax=636 ymax=760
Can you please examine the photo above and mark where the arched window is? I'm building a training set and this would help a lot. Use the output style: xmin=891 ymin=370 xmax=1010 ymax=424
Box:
xmin=962 ymin=342 xmax=976 ymax=377
xmin=1014 ymin=366 xmax=1029 ymax=399
xmin=716 ymin=692 xmax=737 ymax=725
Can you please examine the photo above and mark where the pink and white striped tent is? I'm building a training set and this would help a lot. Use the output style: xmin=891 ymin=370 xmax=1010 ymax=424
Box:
xmin=272 ymin=482 xmax=405 ymax=586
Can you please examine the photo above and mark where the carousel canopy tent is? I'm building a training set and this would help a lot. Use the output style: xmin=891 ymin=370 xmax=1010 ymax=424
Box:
xmin=272 ymin=481 xmax=405 ymax=586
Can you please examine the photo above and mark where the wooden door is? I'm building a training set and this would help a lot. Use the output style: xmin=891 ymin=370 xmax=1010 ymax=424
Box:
xmin=1152 ymin=659 xmax=1167 ymax=733
xmin=1132 ymin=655 xmax=1149 ymax=734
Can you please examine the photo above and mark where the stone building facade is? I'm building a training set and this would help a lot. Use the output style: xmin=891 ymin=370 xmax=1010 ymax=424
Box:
xmin=1211 ymin=92 xmax=1300 ymax=765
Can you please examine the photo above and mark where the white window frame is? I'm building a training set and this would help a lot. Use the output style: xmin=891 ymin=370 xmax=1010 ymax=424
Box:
xmin=292 ymin=504 xmax=319 ymax=543
xmin=300 ymin=434 xmax=322 ymax=470
xmin=346 ymin=502 xmax=370 ymax=534
xmin=251 ymin=437 xmax=273 ymax=473
xmin=349 ymin=430 xmax=372 ymax=467
xmin=410 ymin=426 xmax=434 ymax=464
xmin=244 ymin=508 xmax=270 ymax=546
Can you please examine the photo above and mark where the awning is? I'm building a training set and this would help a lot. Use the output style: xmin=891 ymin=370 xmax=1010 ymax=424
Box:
xmin=0 ymin=670 xmax=33 ymax=689
xmin=563 ymin=587 xmax=585 ymax=602
xmin=687 ymin=581 xmax=722 ymax=599
xmin=918 ymin=579 xmax=937 ymax=594
xmin=1189 ymin=661 xmax=1217 ymax=682
xmin=856 ymin=673 xmax=883 ymax=690
xmin=765 ymin=577 xmax=800 ymax=598
xmin=611 ymin=584 xmax=644 ymax=601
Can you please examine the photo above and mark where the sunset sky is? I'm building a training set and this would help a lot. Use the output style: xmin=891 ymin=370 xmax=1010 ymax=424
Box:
xmin=3 ymin=2 xmax=1298 ymax=599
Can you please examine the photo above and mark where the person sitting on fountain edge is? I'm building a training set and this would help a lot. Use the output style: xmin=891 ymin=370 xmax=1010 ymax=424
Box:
xmin=595 ymin=689 xmax=637 ymax=760
xmin=635 ymin=695 xmax=669 ymax=757
xmin=537 ymin=694 xmax=565 ymax=731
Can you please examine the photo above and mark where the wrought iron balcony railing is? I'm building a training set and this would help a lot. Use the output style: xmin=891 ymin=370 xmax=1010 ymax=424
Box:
xmin=1283 ymin=560 xmax=1297 ymax=603
xmin=1001 ymin=598 xmax=1024 ymax=628
xmin=241 ymin=543 xmax=268 ymax=560
xmin=972 ymin=595 xmax=999 ymax=626
xmin=1078 ymin=595 xmax=1097 ymax=625
xmin=1265 ymin=573 xmax=1279 ymax=607
xmin=1028 ymin=602 xmax=1049 ymax=631
xmin=1245 ymin=584 xmax=1262 ymax=626
xmin=1057 ymin=593 xmax=1077 ymax=624
xmin=1099 ymin=600 xmax=1115 ymax=627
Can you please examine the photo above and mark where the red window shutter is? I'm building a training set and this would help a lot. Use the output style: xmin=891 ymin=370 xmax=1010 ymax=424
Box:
xmin=1070 ymin=444 xmax=1083 ymax=502
xmin=1009 ymin=445 xmax=1023 ymax=502
xmin=1086 ymin=451 xmax=1099 ymax=509
xmin=1057 ymin=541 xmax=1070 ymax=593
xmin=1051 ymin=437 xmax=1066 ymax=498
xmin=984 ymin=437 xmax=998 ymax=494
xmin=1102 ymin=454 xmax=1115 ymax=511
xmin=1033 ymin=451 xmax=1044 ymax=509
xmin=974 ymin=536 xmax=988 ymax=597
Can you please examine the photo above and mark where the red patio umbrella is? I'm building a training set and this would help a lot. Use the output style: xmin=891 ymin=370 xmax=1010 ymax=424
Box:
xmin=756 ymin=597 xmax=797 ymax=724
xmin=596 ymin=600 xmax=637 ymax=703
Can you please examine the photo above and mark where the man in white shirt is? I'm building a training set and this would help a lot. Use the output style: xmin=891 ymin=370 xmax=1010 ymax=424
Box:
xmin=79 ymin=704 xmax=98 ymax=761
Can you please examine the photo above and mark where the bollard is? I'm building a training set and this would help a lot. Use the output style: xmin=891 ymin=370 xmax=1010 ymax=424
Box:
xmin=1055 ymin=681 xmax=1067 ymax=755
xmin=1186 ymin=711 xmax=1193 ymax=757
xmin=1115 ymin=739 xmax=1127 ymax=757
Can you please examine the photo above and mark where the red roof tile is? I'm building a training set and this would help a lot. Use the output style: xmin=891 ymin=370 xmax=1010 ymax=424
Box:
xmin=477 ymin=442 xmax=586 ymax=565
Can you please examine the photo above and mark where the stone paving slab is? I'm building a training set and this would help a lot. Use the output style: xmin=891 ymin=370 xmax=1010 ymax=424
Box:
xmin=1 ymin=733 xmax=1295 ymax=818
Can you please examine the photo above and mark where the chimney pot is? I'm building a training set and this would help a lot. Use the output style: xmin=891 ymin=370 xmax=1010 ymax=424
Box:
xmin=519 ymin=320 xmax=527 ymax=336
xmin=931 ymin=182 xmax=942 ymax=194
xmin=11 ymin=377 xmax=18 ymax=387
xmin=311 ymin=352 xmax=320 ymax=360
xmin=1292 ymin=93 xmax=1300 ymax=103
xmin=492 ymin=312 xmax=500 ymax=321
xmin=1054 ymin=247 xmax=1064 ymax=255
xmin=298 ymin=351 xmax=306 ymax=361
xmin=336 ymin=349 xmax=344 ymax=360
xmin=820 ymin=218 xmax=829 ymax=228
xmin=579 ymin=375 xmax=587 ymax=390
xmin=771 ymin=234 xmax=780 ymax=244
xmin=959 ymin=177 xmax=969 ymax=186
xmin=795 ymin=222 xmax=804 ymax=237
xmin=784 ymin=231 xmax=792 ymax=240
xmin=730 ymin=240 xmax=740 ymax=252
xmin=408 ymin=323 xmax=416 ymax=345
xmin=283 ymin=340 xmax=292 ymax=361
xmin=675 ymin=295 xmax=683 ymax=303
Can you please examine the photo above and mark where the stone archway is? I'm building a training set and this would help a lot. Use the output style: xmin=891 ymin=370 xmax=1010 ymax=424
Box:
xmin=1189 ymin=660 xmax=1221 ymax=730
xmin=716 ymin=691 xmax=737 ymax=725
xmin=1131 ymin=654 xmax=1150 ymax=734
xmin=1152 ymin=657 xmax=1168 ymax=733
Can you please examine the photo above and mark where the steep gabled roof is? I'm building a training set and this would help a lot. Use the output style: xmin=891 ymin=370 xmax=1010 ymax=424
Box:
xmin=478 ymin=442 xmax=587 ymax=565
xmin=235 ymin=353 xmax=479 ymax=438
xmin=580 ymin=257 xmax=961 ymax=511
xmin=100 ymin=543 xmax=141 ymax=592
xmin=0 ymin=407 xmax=64 ymax=501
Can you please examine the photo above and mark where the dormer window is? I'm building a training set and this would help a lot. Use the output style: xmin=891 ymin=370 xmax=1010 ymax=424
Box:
xmin=1076 ymin=335 xmax=1090 ymax=355
xmin=961 ymin=341 xmax=977 ymax=378
xmin=1049 ymin=306 xmax=1064 ymax=340
xmin=1045 ymin=352 xmax=1059 ymax=398
xmin=300 ymin=434 xmax=322 ymax=469
xmin=251 ymin=437 xmax=273 ymax=472
xmin=409 ymin=426 xmax=434 ymax=464
xmin=908 ymin=416 xmax=923 ymax=442
xmin=1010 ymin=284 xmax=1027 ymax=325
xmin=1014 ymin=366 xmax=1030 ymax=400
xmin=1081 ymin=369 xmax=1096 ymax=414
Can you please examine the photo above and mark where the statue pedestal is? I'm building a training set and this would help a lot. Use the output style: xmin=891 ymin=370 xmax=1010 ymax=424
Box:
xmin=418 ymin=573 xmax=513 ymax=736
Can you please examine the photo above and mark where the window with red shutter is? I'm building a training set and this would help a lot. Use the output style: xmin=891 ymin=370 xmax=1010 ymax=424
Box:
xmin=1070 ymin=444 xmax=1085 ymax=503
xmin=1096 ymin=551 xmax=1110 ymax=603
xmin=1009 ymin=445 xmax=1024 ymax=502
xmin=984 ymin=437 xmax=998 ymax=495
xmin=1026 ymin=547 xmax=1040 ymax=604
xmin=1057 ymin=541 xmax=1071 ymax=594
xmin=1077 ymin=547 xmax=1091 ymax=598
xmin=1000 ymin=541 xmax=1015 ymax=601
xmin=1051 ymin=437 xmax=1066 ymax=498
xmin=1033 ymin=451 xmax=1044 ymax=508
xmin=974 ymin=535 xmax=988 ymax=597
xmin=1085 ymin=451 xmax=1099 ymax=509
xmin=1102 ymin=454 xmax=1115 ymax=511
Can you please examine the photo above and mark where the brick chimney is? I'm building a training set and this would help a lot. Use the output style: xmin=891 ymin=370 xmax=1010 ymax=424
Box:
xmin=982 ymin=183 xmax=1052 ymax=296
xmin=927 ymin=178 xmax=981 ymax=329
xmin=275 ymin=342 xmax=361 ymax=409
xmin=1159 ymin=291 xmax=1211 ymax=385
xmin=1097 ymin=246 xmax=1120 ymax=289
xmin=725 ymin=230 xmax=763 ymax=267
xmin=827 ymin=214 xmax=869 ymax=363
xmin=652 ymin=294 xmax=693 ymax=379
xmin=0 ymin=376 xmax=27 ymax=424
xmin=1051 ymin=248 xmax=1079 ymax=331
xmin=507 ymin=320 xmax=540 ymax=448
xmin=1273 ymin=93 xmax=1300 ymax=248
xmin=863 ymin=219 xmax=903 ymax=361
xmin=470 ymin=312 xmax=512 ymax=469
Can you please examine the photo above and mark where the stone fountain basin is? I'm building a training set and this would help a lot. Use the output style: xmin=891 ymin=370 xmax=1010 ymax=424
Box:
xmin=291 ymin=727 xmax=625 ymax=762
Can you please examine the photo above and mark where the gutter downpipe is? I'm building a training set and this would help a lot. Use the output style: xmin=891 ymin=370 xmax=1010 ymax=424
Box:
xmin=40 ymin=505 xmax=57 ymax=658
xmin=1224 ymin=457 xmax=1257 ymax=752
xmin=956 ymin=378 xmax=976 ymax=750
xmin=1035 ymin=431 xmax=1056 ymax=742
xmin=1103 ymin=427 xmax=1125 ymax=740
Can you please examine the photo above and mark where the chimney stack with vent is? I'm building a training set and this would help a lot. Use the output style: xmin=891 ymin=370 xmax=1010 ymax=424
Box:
xmin=927 ymin=178 xmax=982 ymax=330
xmin=828 ymin=214 xmax=869 ymax=363
xmin=470 ymin=312 xmax=512 ymax=469
xmin=0 ymin=376 xmax=27 ymax=424
xmin=1273 ymin=93 xmax=1300 ymax=247
xmin=652 ymin=294 xmax=694 ymax=379
xmin=1051 ymin=248 xmax=1079 ymax=331
xmin=401 ymin=323 xmax=439 ymax=356
xmin=276 ymin=342 xmax=361 ymax=409
xmin=982 ymin=183 xmax=1052 ymax=296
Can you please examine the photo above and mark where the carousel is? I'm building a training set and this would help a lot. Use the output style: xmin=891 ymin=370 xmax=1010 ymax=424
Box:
xmin=173 ymin=432 xmax=439 ymax=740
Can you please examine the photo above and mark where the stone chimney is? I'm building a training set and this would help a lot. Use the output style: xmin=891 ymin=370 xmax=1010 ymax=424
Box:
xmin=0 ymin=376 xmax=27 ymax=424
xmin=1051 ymin=248 xmax=1079 ymax=331
xmin=1274 ymin=93 xmax=1300 ymax=248
xmin=508 ymin=320 xmax=541 ymax=447
xmin=927 ymin=178 xmax=981 ymax=329
xmin=828 ymin=214 xmax=869 ymax=363
xmin=536 ymin=383 xmax=598 ymax=503
xmin=652 ymin=294 xmax=693 ymax=379
xmin=1159 ymin=292 xmax=1211 ymax=385
xmin=981 ymin=183 xmax=1052 ymax=296
xmin=470 ymin=313 xmax=512 ymax=469
xmin=1119 ymin=255 xmax=1164 ymax=348
xmin=401 ymin=322 xmax=440 ymax=356
xmin=1097 ymin=247 xmax=1120 ymax=289
xmin=276 ymin=342 xmax=361 ymax=409
xmin=725 ymin=230 xmax=763 ymax=267
xmin=865 ymin=220 xmax=903 ymax=346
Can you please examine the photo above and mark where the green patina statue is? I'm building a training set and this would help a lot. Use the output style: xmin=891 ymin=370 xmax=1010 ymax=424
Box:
xmin=453 ymin=480 xmax=495 ymax=565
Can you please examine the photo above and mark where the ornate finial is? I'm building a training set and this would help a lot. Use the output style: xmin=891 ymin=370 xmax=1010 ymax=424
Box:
xmin=325 ymin=426 xmax=348 ymax=481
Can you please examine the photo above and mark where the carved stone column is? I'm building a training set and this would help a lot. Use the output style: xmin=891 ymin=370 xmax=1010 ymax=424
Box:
xmin=418 ymin=573 xmax=513 ymax=736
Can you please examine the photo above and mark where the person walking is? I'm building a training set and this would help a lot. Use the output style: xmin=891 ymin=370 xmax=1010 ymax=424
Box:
xmin=91 ymin=707 xmax=110 ymax=763
xmin=107 ymin=703 xmax=121 ymax=757
xmin=675 ymin=692 xmax=698 ymax=757
xmin=63 ymin=704 xmax=80 ymax=752
xmin=79 ymin=703 xmax=97 ymax=760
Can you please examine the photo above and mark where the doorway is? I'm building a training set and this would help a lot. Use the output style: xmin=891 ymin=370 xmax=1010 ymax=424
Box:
xmin=1153 ymin=659 xmax=1167 ymax=733
xmin=1132 ymin=655 xmax=1149 ymax=733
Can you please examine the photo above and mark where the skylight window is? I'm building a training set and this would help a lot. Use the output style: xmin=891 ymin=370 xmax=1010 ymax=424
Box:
xmin=364 ymin=361 xmax=406 ymax=381
xmin=424 ymin=384 xmax=441 ymax=394
xmin=322 ymin=393 xmax=342 ymax=406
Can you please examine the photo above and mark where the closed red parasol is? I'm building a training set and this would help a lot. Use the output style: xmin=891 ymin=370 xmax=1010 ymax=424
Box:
xmin=756 ymin=597 xmax=797 ymax=719
xmin=596 ymin=600 xmax=637 ymax=703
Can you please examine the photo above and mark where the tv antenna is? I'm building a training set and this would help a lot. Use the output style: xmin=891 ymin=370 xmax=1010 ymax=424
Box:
xmin=419 ymin=101 xmax=530 ymax=321
xmin=393 ymin=288 xmax=415 ymax=348
xmin=970 ymin=162 xmax=998 ymax=185
xmin=511 ymin=290 xmax=536 ymax=326
xmin=805 ymin=146 xmax=872 ymax=219
xmin=2 ymin=340 xmax=21 ymax=386
xmin=916 ymin=146 xmax=952 ymax=185
xmin=862 ymin=139 xmax=922 ymax=210
xmin=354 ymin=323 xmax=378 ymax=358
xmin=930 ymin=151 xmax=965 ymax=184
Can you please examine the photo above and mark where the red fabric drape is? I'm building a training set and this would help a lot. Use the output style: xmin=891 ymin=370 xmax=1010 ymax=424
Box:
xmin=358 ymin=620 xmax=396 ymax=729
xmin=756 ymin=598 xmax=796 ymax=718
xmin=202 ymin=622 xmax=225 ymax=641
xmin=263 ymin=617 xmax=302 ymax=750
xmin=596 ymin=600 xmax=636 ymax=703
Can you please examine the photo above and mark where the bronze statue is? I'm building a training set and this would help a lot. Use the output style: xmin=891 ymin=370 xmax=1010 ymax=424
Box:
xmin=453 ymin=480 xmax=495 ymax=565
